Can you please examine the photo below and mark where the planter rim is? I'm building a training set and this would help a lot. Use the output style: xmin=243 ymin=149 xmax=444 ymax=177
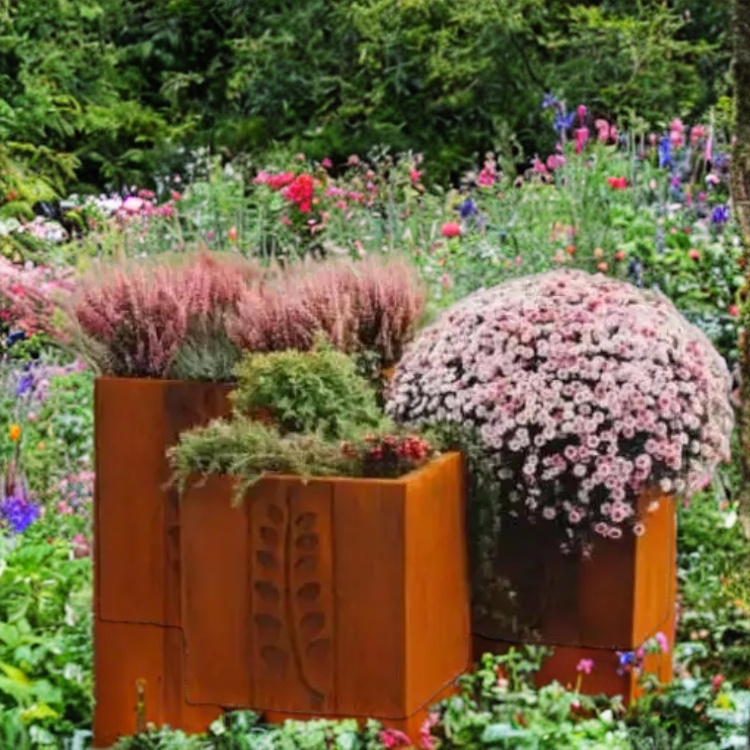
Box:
xmin=185 ymin=451 xmax=461 ymax=490
xmin=96 ymin=375 xmax=235 ymax=386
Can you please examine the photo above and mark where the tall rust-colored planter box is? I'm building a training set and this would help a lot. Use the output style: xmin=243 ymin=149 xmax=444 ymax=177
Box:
xmin=472 ymin=491 xmax=676 ymax=701
xmin=93 ymin=377 xmax=232 ymax=747
xmin=94 ymin=393 xmax=469 ymax=749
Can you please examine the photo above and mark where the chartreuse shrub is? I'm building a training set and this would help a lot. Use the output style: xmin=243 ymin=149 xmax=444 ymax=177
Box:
xmin=231 ymin=346 xmax=383 ymax=438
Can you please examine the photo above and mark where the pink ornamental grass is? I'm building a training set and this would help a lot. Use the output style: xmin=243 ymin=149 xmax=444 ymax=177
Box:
xmin=70 ymin=252 xmax=259 ymax=377
xmin=228 ymin=257 xmax=426 ymax=367
xmin=387 ymin=270 xmax=733 ymax=539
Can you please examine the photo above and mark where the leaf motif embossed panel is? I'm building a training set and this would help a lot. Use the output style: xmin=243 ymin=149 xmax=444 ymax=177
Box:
xmin=249 ymin=479 xmax=335 ymax=712
xmin=289 ymin=480 xmax=335 ymax=712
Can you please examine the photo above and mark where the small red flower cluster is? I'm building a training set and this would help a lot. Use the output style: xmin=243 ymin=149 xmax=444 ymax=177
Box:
xmin=341 ymin=434 xmax=434 ymax=478
xmin=253 ymin=171 xmax=295 ymax=191
xmin=282 ymin=174 xmax=316 ymax=213
xmin=440 ymin=221 xmax=462 ymax=238
xmin=607 ymin=176 xmax=628 ymax=190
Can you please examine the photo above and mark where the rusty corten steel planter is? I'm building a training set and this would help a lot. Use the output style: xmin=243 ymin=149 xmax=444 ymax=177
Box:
xmin=472 ymin=490 xmax=676 ymax=701
xmin=93 ymin=377 xmax=232 ymax=747
xmin=93 ymin=379 xmax=469 ymax=748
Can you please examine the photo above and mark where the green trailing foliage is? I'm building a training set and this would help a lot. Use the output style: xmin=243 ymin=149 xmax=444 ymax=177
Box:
xmin=169 ymin=346 xmax=437 ymax=501
xmin=113 ymin=711 xmax=385 ymax=750
xmin=103 ymin=648 xmax=750 ymax=748
xmin=168 ymin=418 xmax=439 ymax=505
xmin=168 ymin=418 xmax=355 ymax=503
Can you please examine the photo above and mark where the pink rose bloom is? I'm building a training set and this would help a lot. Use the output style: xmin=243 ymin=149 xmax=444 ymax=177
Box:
xmin=547 ymin=154 xmax=566 ymax=170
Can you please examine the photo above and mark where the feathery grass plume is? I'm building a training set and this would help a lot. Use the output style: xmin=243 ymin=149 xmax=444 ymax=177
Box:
xmin=289 ymin=256 xmax=427 ymax=365
xmin=68 ymin=251 xmax=261 ymax=378
xmin=227 ymin=256 xmax=426 ymax=366
xmin=225 ymin=285 xmax=307 ymax=353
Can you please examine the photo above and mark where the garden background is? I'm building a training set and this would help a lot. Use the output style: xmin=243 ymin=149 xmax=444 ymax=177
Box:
xmin=2 ymin=0 xmax=750 ymax=748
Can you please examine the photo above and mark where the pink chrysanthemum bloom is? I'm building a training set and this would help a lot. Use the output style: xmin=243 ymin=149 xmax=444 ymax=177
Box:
xmin=387 ymin=270 xmax=733 ymax=539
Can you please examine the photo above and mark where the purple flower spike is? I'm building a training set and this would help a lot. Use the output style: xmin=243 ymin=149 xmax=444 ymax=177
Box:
xmin=0 ymin=480 xmax=40 ymax=534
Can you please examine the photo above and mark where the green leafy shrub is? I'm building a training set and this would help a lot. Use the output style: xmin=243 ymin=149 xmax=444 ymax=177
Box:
xmin=231 ymin=346 xmax=383 ymax=439
xmin=0 ymin=520 xmax=92 ymax=743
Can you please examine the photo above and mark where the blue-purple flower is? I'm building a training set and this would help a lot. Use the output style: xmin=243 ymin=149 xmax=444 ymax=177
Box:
xmin=0 ymin=479 xmax=40 ymax=534
xmin=658 ymin=136 xmax=672 ymax=169
xmin=459 ymin=198 xmax=478 ymax=219
xmin=710 ymin=205 xmax=730 ymax=226
xmin=5 ymin=331 xmax=26 ymax=348
xmin=554 ymin=111 xmax=576 ymax=134
xmin=15 ymin=373 xmax=33 ymax=397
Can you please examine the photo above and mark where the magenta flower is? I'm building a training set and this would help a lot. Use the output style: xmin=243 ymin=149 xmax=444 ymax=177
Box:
xmin=655 ymin=632 xmax=669 ymax=653
xmin=574 ymin=127 xmax=589 ymax=154
xmin=419 ymin=712 xmax=440 ymax=750
xmin=379 ymin=729 xmax=412 ymax=749
xmin=576 ymin=658 xmax=594 ymax=675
